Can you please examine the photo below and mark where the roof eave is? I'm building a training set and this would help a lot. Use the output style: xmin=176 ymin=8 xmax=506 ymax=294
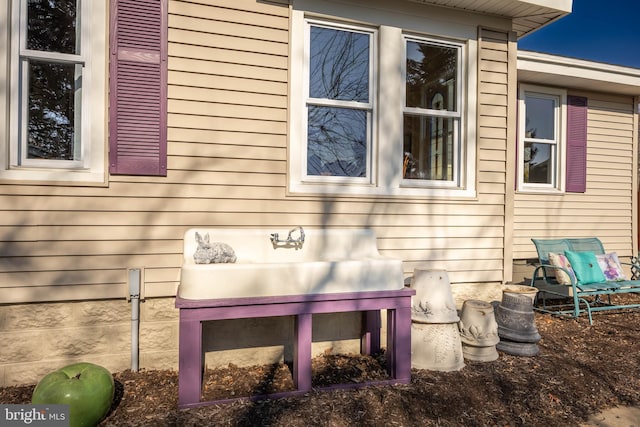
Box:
xmin=407 ymin=0 xmax=572 ymax=38
xmin=518 ymin=50 xmax=640 ymax=96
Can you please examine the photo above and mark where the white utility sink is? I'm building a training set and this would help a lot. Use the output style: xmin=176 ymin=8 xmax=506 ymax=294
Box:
xmin=177 ymin=228 xmax=404 ymax=300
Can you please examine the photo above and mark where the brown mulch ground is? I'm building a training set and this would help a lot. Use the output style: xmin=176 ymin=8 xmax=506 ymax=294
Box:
xmin=2 ymin=296 xmax=639 ymax=426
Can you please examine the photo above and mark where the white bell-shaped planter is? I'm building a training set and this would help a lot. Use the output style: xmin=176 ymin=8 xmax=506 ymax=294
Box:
xmin=411 ymin=322 xmax=465 ymax=371
xmin=410 ymin=269 xmax=459 ymax=324
xmin=461 ymin=344 xmax=499 ymax=362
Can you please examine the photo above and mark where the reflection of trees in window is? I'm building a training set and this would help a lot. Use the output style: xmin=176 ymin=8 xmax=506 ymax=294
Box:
xmin=307 ymin=107 xmax=366 ymax=177
xmin=522 ymin=95 xmax=555 ymax=185
xmin=309 ymin=27 xmax=369 ymax=102
xmin=27 ymin=0 xmax=77 ymax=54
xmin=24 ymin=0 xmax=80 ymax=161
xmin=524 ymin=142 xmax=551 ymax=184
xmin=27 ymin=61 xmax=78 ymax=160
xmin=406 ymin=42 xmax=457 ymax=111
xmin=307 ymin=25 xmax=370 ymax=177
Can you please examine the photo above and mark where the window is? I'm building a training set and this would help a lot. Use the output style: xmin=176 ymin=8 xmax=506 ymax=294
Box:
xmin=304 ymin=22 xmax=374 ymax=182
xmin=403 ymin=38 xmax=461 ymax=186
xmin=289 ymin=9 xmax=476 ymax=198
xmin=0 ymin=0 xmax=107 ymax=183
xmin=517 ymin=85 xmax=567 ymax=192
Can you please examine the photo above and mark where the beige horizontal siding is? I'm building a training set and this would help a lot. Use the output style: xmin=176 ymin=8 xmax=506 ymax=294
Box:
xmin=513 ymin=92 xmax=636 ymax=260
xmin=475 ymin=28 xmax=512 ymax=283
xmin=0 ymin=1 xmax=514 ymax=303
xmin=167 ymin=129 xmax=287 ymax=147
xmin=0 ymin=196 xmax=508 ymax=216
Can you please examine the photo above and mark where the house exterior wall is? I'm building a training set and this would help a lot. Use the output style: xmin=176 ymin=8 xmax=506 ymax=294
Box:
xmin=1 ymin=0 xmax=516 ymax=386
xmin=512 ymin=91 xmax=637 ymax=263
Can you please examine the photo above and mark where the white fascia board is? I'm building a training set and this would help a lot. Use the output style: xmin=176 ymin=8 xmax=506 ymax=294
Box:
xmin=517 ymin=0 xmax=572 ymax=13
xmin=517 ymin=50 xmax=640 ymax=96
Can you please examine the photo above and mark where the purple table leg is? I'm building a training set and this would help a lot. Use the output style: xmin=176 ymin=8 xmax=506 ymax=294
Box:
xmin=293 ymin=313 xmax=312 ymax=392
xmin=361 ymin=310 xmax=381 ymax=355
xmin=178 ymin=316 xmax=203 ymax=407
xmin=387 ymin=306 xmax=412 ymax=382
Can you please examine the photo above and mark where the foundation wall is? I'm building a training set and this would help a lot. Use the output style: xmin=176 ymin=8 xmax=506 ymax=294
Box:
xmin=0 ymin=298 xmax=366 ymax=387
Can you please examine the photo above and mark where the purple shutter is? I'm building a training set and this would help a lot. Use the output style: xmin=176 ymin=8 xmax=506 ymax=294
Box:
xmin=109 ymin=0 xmax=167 ymax=176
xmin=565 ymin=95 xmax=588 ymax=193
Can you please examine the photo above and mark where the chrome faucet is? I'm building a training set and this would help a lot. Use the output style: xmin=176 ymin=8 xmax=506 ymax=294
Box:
xmin=287 ymin=226 xmax=305 ymax=244
xmin=270 ymin=226 xmax=305 ymax=249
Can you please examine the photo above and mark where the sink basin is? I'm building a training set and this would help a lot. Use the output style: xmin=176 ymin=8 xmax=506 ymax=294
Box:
xmin=177 ymin=228 xmax=404 ymax=300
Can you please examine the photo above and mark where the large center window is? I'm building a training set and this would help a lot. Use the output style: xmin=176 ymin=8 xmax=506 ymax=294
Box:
xmin=289 ymin=10 xmax=476 ymax=197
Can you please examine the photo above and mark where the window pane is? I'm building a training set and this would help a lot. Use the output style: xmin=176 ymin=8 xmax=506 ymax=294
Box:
xmin=27 ymin=60 xmax=81 ymax=160
xmin=403 ymin=115 xmax=454 ymax=181
xmin=406 ymin=41 xmax=457 ymax=111
xmin=525 ymin=95 xmax=555 ymax=140
xmin=307 ymin=106 xmax=367 ymax=177
xmin=27 ymin=0 xmax=78 ymax=54
xmin=523 ymin=141 xmax=553 ymax=184
xmin=309 ymin=26 xmax=369 ymax=102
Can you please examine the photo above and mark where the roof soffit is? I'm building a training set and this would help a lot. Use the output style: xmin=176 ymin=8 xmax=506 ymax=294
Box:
xmin=407 ymin=0 xmax=572 ymax=38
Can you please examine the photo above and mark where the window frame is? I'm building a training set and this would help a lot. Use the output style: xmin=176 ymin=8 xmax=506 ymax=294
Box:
xmin=0 ymin=0 xmax=107 ymax=184
xmin=301 ymin=19 xmax=377 ymax=185
xmin=289 ymin=9 xmax=477 ymax=198
xmin=517 ymin=84 xmax=567 ymax=193
xmin=401 ymin=35 xmax=464 ymax=189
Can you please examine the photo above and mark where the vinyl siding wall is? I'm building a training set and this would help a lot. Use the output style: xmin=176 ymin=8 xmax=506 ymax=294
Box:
xmin=0 ymin=0 xmax=516 ymax=305
xmin=513 ymin=91 xmax=637 ymax=260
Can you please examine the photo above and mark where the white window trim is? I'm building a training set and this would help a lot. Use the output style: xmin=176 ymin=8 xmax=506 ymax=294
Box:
xmin=289 ymin=8 xmax=477 ymax=198
xmin=517 ymin=84 xmax=567 ymax=193
xmin=0 ymin=0 xmax=107 ymax=184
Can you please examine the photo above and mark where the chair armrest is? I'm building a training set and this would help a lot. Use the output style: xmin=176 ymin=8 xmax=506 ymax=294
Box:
xmin=531 ymin=264 xmax=577 ymax=287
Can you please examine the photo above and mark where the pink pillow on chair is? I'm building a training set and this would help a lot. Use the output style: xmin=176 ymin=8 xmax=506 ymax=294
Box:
xmin=548 ymin=252 xmax=577 ymax=285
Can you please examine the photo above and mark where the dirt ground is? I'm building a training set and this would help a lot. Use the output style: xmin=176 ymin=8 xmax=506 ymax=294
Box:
xmin=2 ymin=295 xmax=639 ymax=426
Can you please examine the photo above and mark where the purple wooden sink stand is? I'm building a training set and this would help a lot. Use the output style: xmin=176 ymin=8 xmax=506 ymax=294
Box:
xmin=175 ymin=288 xmax=415 ymax=408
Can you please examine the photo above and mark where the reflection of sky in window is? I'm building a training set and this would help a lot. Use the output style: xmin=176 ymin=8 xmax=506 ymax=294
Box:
xmin=528 ymin=142 xmax=550 ymax=167
xmin=525 ymin=96 xmax=555 ymax=140
xmin=406 ymin=41 xmax=423 ymax=63
xmin=309 ymin=26 xmax=369 ymax=102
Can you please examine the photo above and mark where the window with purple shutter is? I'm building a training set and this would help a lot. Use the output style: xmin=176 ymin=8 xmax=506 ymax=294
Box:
xmin=109 ymin=0 xmax=167 ymax=176
xmin=565 ymin=95 xmax=588 ymax=193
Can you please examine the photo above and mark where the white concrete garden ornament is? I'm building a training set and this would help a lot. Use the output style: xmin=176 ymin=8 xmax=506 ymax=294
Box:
xmin=193 ymin=232 xmax=237 ymax=264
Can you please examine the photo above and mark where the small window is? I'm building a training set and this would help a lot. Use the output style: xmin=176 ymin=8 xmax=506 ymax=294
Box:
xmin=0 ymin=0 xmax=107 ymax=183
xmin=19 ymin=0 xmax=84 ymax=167
xmin=517 ymin=86 xmax=567 ymax=192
